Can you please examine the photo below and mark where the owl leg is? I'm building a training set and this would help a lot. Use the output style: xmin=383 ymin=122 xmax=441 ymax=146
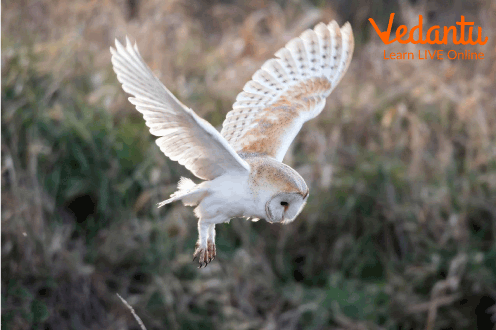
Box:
xmin=192 ymin=218 xmax=222 ymax=267
xmin=193 ymin=219 xmax=215 ymax=268
xmin=207 ymin=224 xmax=216 ymax=262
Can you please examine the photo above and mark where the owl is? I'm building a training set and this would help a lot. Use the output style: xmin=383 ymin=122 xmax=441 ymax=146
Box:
xmin=111 ymin=21 xmax=354 ymax=267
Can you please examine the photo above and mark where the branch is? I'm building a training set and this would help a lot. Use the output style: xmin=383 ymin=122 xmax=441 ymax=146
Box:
xmin=117 ymin=294 xmax=147 ymax=330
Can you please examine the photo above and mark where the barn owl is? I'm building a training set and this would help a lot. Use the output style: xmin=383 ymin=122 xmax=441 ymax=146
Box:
xmin=111 ymin=21 xmax=354 ymax=267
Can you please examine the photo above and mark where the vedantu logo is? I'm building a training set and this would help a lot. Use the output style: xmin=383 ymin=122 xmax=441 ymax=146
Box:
xmin=369 ymin=13 xmax=487 ymax=60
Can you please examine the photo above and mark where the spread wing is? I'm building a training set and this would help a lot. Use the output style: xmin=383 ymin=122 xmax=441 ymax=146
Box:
xmin=221 ymin=21 xmax=354 ymax=162
xmin=111 ymin=38 xmax=250 ymax=180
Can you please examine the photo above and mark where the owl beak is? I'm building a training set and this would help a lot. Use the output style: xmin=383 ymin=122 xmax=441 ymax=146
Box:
xmin=282 ymin=204 xmax=289 ymax=221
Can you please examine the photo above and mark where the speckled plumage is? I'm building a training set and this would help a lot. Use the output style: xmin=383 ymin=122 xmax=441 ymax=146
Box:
xmin=243 ymin=155 xmax=308 ymax=199
xmin=111 ymin=20 xmax=354 ymax=267
xmin=221 ymin=22 xmax=354 ymax=162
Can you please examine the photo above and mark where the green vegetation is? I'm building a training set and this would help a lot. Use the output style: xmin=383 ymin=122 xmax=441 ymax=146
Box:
xmin=2 ymin=0 xmax=495 ymax=329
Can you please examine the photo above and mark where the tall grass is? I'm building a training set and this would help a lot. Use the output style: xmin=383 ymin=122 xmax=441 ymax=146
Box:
xmin=2 ymin=0 xmax=495 ymax=329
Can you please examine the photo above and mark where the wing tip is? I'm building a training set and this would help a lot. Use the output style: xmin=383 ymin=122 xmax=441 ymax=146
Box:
xmin=112 ymin=36 xmax=137 ymax=55
xmin=315 ymin=21 xmax=327 ymax=29
xmin=114 ymin=37 xmax=124 ymax=50
xmin=328 ymin=20 xmax=340 ymax=31
xmin=341 ymin=22 xmax=354 ymax=40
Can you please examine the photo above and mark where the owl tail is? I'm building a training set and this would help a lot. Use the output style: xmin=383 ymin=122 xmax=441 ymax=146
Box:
xmin=158 ymin=177 xmax=208 ymax=207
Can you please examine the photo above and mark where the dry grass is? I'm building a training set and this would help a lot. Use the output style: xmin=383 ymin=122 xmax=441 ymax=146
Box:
xmin=2 ymin=0 xmax=496 ymax=329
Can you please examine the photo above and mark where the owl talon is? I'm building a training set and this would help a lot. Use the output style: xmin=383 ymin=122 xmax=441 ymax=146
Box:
xmin=207 ymin=239 xmax=216 ymax=263
xmin=193 ymin=240 xmax=216 ymax=268
xmin=193 ymin=247 xmax=208 ymax=267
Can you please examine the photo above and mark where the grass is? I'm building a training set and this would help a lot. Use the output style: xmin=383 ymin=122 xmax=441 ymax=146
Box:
xmin=2 ymin=0 xmax=496 ymax=329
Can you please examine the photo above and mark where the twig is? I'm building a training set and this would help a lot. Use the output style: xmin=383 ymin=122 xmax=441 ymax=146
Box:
xmin=117 ymin=294 xmax=147 ymax=330
xmin=406 ymin=293 xmax=462 ymax=314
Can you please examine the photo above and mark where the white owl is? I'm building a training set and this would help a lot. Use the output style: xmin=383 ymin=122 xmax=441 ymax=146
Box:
xmin=111 ymin=21 xmax=354 ymax=267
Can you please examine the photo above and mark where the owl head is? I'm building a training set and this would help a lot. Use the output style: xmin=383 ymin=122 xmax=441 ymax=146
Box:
xmin=265 ymin=191 xmax=308 ymax=224
xmin=246 ymin=156 xmax=309 ymax=224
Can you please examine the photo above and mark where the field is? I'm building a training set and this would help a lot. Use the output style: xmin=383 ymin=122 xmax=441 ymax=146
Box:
xmin=2 ymin=0 xmax=496 ymax=329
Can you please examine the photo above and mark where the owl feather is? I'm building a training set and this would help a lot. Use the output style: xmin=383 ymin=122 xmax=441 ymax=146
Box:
xmin=221 ymin=22 xmax=354 ymax=162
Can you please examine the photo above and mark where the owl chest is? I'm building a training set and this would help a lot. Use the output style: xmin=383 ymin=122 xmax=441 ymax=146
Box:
xmin=200 ymin=175 xmax=255 ymax=218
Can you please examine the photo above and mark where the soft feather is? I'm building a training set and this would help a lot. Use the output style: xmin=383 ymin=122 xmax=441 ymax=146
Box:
xmin=110 ymin=38 xmax=250 ymax=181
xmin=221 ymin=21 xmax=354 ymax=162
xmin=158 ymin=177 xmax=208 ymax=207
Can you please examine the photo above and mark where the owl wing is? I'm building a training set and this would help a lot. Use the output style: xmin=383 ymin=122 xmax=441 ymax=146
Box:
xmin=111 ymin=38 xmax=250 ymax=180
xmin=221 ymin=21 xmax=354 ymax=162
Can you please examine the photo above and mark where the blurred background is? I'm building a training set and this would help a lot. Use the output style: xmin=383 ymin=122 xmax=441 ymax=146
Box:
xmin=2 ymin=0 xmax=496 ymax=329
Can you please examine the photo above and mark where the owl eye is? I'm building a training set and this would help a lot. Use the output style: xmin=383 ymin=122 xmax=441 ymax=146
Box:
xmin=280 ymin=201 xmax=288 ymax=206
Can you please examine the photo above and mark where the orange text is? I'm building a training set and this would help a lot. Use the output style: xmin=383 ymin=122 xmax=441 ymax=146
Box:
xmin=369 ymin=14 xmax=488 ymax=45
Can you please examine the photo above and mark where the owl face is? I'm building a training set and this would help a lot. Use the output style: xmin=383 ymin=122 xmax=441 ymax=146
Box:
xmin=243 ymin=156 xmax=309 ymax=224
xmin=265 ymin=192 xmax=308 ymax=224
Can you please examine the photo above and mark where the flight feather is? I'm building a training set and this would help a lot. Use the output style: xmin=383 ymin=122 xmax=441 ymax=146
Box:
xmin=110 ymin=38 xmax=250 ymax=180
xmin=221 ymin=22 xmax=354 ymax=162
